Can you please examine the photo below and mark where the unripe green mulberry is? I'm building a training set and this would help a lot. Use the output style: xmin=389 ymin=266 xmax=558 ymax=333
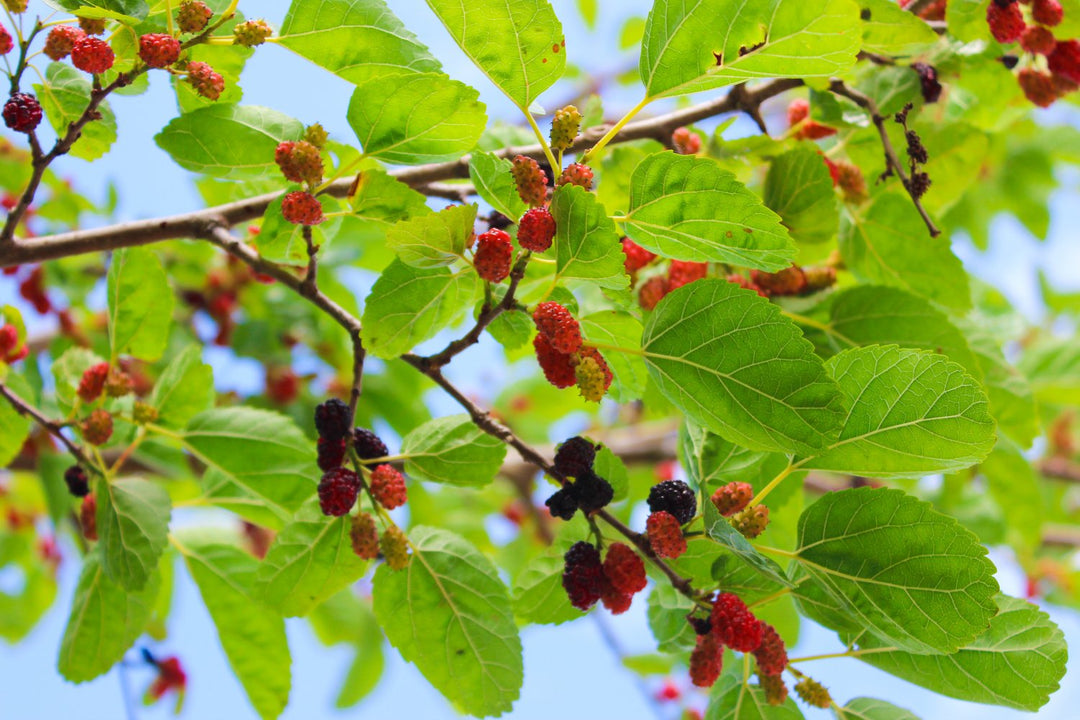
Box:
xmin=380 ymin=525 xmax=410 ymax=570
xmin=549 ymin=105 xmax=582 ymax=152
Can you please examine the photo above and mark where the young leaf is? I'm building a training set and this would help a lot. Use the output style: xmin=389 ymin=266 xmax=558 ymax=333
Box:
xmin=149 ymin=346 xmax=214 ymax=428
xmin=49 ymin=0 xmax=148 ymax=21
xmin=840 ymin=193 xmax=971 ymax=311
xmin=423 ymin=0 xmax=565 ymax=108
xmin=182 ymin=407 xmax=317 ymax=526
xmin=640 ymin=0 xmax=860 ymax=99
xmin=704 ymin=499 xmax=793 ymax=588
xmin=362 ymin=260 xmax=481 ymax=358
xmin=552 ymin=185 xmax=631 ymax=290
xmin=373 ymin=526 xmax=523 ymax=717
xmin=623 ymin=152 xmax=796 ymax=270
xmin=58 ymin=554 xmax=160 ymax=683
xmin=254 ymin=499 xmax=370 ymax=617
xmin=400 ymin=414 xmax=508 ymax=487
xmin=386 ymin=204 xmax=477 ymax=268
xmin=835 ymin=698 xmax=920 ymax=720
xmin=799 ymin=346 xmax=996 ymax=478
xmin=468 ymin=151 xmax=528 ymax=222
xmin=107 ymin=247 xmax=173 ymax=363
xmin=763 ymin=146 xmax=839 ymax=246
xmin=794 ymin=487 xmax=999 ymax=654
xmin=176 ymin=534 xmax=291 ymax=720
xmin=347 ymin=73 xmax=487 ymax=165
xmin=98 ymin=477 xmax=171 ymax=592
xmin=855 ymin=596 xmax=1067 ymax=711
xmin=641 ymin=280 xmax=846 ymax=456
xmin=278 ymin=0 xmax=441 ymax=84
xmin=155 ymin=105 xmax=304 ymax=179
xmin=512 ymin=550 xmax=578 ymax=626
xmin=34 ymin=63 xmax=117 ymax=161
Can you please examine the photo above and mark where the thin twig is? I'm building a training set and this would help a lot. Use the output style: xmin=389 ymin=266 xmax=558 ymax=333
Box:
xmin=1 ymin=78 xmax=803 ymax=267
xmin=828 ymin=80 xmax=941 ymax=237
xmin=0 ymin=381 xmax=96 ymax=470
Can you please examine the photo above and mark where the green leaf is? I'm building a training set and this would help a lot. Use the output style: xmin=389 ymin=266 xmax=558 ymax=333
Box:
xmin=623 ymin=152 xmax=796 ymax=269
xmin=98 ymin=478 xmax=171 ymax=592
xmin=799 ymin=346 xmax=996 ymax=478
xmin=821 ymin=286 xmax=981 ymax=377
xmin=980 ymin=440 xmax=1043 ymax=551
xmin=278 ymin=0 xmax=441 ymax=85
xmin=647 ymin=582 xmax=698 ymax=652
xmin=593 ymin=444 xmax=630 ymax=501
xmin=641 ymin=279 xmax=845 ymax=456
xmin=857 ymin=596 xmax=1067 ymax=711
xmin=183 ymin=407 xmax=316 ymax=527
xmin=512 ymin=549 xmax=578 ymax=625
xmin=350 ymin=168 xmax=432 ymax=222
xmin=256 ymin=195 xmax=342 ymax=265
xmin=959 ymin=321 xmax=1038 ymax=447
xmin=347 ymin=73 xmax=487 ymax=165
xmin=763 ymin=146 xmax=839 ymax=246
xmin=1019 ymin=339 xmax=1080 ymax=406
xmin=386 ymin=204 xmax=477 ymax=268
xmin=552 ymin=185 xmax=629 ymax=290
xmin=150 ymin=346 xmax=214 ymax=428
xmin=706 ymin=670 xmax=806 ymax=719
xmin=58 ymin=554 xmax=159 ymax=682
xmin=48 ymin=0 xmax=148 ymax=21
xmin=400 ymin=414 xmax=508 ymax=487
xmin=373 ymin=526 xmax=523 ymax=717
xmin=840 ymin=193 xmax=971 ymax=312
xmin=423 ymin=0 xmax=565 ymax=108
xmin=836 ymin=698 xmax=920 ymax=720
xmin=0 ymin=373 xmax=32 ymax=467
xmin=0 ymin=533 xmax=58 ymax=642
xmin=704 ymin=499 xmax=793 ymax=588
xmin=859 ymin=0 xmax=938 ymax=54
xmin=468 ymin=151 xmax=527 ymax=222
xmin=362 ymin=260 xmax=480 ymax=359
xmin=255 ymin=499 xmax=370 ymax=617
xmin=107 ymin=247 xmax=173 ymax=362
xmin=34 ymin=63 xmax=117 ymax=161
xmin=176 ymin=534 xmax=290 ymax=720
xmin=155 ymin=105 xmax=304 ymax=179
xmin=794 ymin=487 xmax=999 ymax=654
xmin=640 ymin=0 xmax=860 ymax=99
xmin=580 ymin=311 xmax=648 ymax=402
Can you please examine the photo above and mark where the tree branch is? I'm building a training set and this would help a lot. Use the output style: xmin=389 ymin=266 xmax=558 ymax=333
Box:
xmin=828 ymin=80 xmax=941 ymax=237
xmin=0 ymin=381 xmax=96 ymax=471
xmin=1 ymin=78 xmax=802 ymax=268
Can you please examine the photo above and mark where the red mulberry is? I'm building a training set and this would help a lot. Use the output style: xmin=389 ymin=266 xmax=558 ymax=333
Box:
xmin=753 ymin=623 xmax=788 ymax=676
xmin=987 ymin=1 xmax=1026 ymax=44
xmin=512 ymin=155 xmax=548 ymax=207
xmin=350 ymin=513 xmax=380 ymax=559
xmin=474 ymin=229 xmax=513 ymax=282
xmin=138 ymin=33 xmax=181 ymax=68
xmin=710 ymin=592 xmax=763 ymax=653
xmin=533 ymin=301 xmax=582 ymax=354
xmin=318 ymin=468 xmax=361 ymax=517
xmin=646 ymin=511 xmax=686 ymax=559
xmin=556 ymin=163 xmax=593 ymax=190
xmin=517 ymin=207 xmax=556 ymax=252
xmin=44 ymin=25 xmax=85 ymax=60
xmin=603 ymin=542 xmax=647 ymax=595
xmin=370 ymin=464 xmax=407 ymax=509
xmin=71 ymin=36 xmax=114 ymax=74
xmin=77 ymin=362 xmax=109 ymax=403
xmin=562 ymin=541 xmax=604 ymax=610
xmin=689 ymin=632 xmax=723 ymax=688
xmin=534 ymin=333 xmax=577 ymax=389
xmin=712 ymin=481 xmax=753 ymax=517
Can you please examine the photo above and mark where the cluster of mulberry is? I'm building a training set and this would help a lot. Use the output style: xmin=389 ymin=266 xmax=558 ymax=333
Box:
xmin=544 ymin=436 xmax=614 ymax=519
xmin=688 ymin=593 xmax=790 ymax=693
xmin=562 ymin=540 xmax=648 ymax=614
xmin=981 ymin=0 xmax=1080 ymax=106
xmin=532 ymin=302 xmax=613 ymax=402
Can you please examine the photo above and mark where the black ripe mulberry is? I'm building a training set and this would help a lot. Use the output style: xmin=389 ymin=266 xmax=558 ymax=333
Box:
xmin=647 ymin=479 xmax=697 ymax=525
xmin=562 ymin=541 xmax=604 ymax=610
xmin=545 ymin=486 xmax=579 ymax=520
xmin=553 ymin=436 xmax=596 ymax=477
xmin=353 ymin=427 xmax=389 ymax=461
xmin=574 ymin=470 xmax=613 ymax=514
xmin=314 ymin=398 xmax=350 ymax=441
xmin=64 ymin=466 xmax=90 ymax=497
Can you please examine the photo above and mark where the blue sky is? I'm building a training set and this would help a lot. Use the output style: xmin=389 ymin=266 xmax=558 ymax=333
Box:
xmin=2 ymin=0 xmax=1079 ymax=718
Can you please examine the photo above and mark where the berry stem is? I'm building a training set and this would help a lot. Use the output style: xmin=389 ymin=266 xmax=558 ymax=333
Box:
xmin=755 ymin=544 xmax=798 ymax=560
xmin=827 ymin=80 xmax=941 ymax=238
xmin=164 ymin=0 xmax=175 ymax=36
xmin=583 ymin=95 xmax=652 ymax=163
xmin=747 ymin=586 xmax=794 ymax=609
xmin=521 ymin=106 xmax=559 ymax=174
xmin=749 ymin=463 xmax=794 ymax=507
xmin=781 ymin=310 xmax=857 ymax=348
